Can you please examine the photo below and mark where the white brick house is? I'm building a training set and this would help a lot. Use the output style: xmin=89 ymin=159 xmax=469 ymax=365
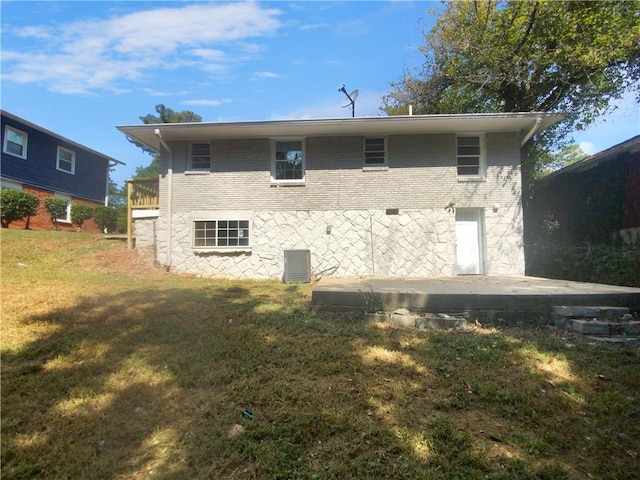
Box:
xmin=118 ymin=113 xmax=561 ymax=280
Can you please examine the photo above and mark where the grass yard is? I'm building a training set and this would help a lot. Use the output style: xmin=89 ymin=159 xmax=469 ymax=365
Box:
xmin=1 ymin=229 xmax=639 ymax=479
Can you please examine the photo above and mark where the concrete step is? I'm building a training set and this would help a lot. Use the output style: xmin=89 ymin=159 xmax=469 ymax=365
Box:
xmin=552 ymin=305 xmax=639 ymax=346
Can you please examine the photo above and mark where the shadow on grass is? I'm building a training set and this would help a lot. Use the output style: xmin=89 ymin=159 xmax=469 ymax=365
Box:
xmin=2 ymin=284 xmax=639 ymax=479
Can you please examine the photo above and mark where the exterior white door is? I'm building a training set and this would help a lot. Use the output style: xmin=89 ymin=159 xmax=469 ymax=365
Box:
xmin=455 ymin=210 xmax=483 ymax=274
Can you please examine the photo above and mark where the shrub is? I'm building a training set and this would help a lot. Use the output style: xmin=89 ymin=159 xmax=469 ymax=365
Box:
xmin=70 ymin=203 xmax=94 ymax=231
xmin=527 ymin=242 xmax=640 ymax=287
xmin=44 ymin=197 xmax=69 ymax=230
xmin=93 ymin=206 xmax=118 ymax=233
xmin=0 ymin=189 xmax=39 ymax=229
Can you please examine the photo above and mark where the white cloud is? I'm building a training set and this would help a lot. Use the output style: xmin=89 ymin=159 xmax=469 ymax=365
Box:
xmin=181 ymin=99 xmax=232 ymax=107
xmin=254 ymin=71 xmax=281 ymax=79
xmin=270 ymin=89 xmax=384 ymax=120
xmin=299 ymin=23 xmax=330 ymax=31
xmin=579 ymin=141 xmax=596 ymax=155
xmin=1 ymin=2 xmax=282 ymax=94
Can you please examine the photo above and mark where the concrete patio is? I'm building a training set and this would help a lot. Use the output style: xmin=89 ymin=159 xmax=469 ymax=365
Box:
xmin=311 ymin=276 xmax=640 ymax=321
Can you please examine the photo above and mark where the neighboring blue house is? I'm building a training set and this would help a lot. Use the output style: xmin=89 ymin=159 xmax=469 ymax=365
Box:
xmin=1 ymin=110 xmax=124 ymax=231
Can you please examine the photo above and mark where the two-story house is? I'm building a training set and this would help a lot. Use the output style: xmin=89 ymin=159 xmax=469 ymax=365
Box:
xmin=118 ymin=113 xmax=561 ymax=280
xmin=1 ymin=110 xmax=123 ymax=231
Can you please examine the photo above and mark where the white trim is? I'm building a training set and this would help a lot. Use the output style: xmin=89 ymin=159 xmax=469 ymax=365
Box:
xmin=54 ymin=192 xmax=72 ymax=223
xmin=3 ymin=125 xmax=28 ymax=159
xmin=132 ymin=209 xmax=159 ymax=219
xmin=456 ymin=134 xmax=486 ymax=179
xmin=118 ymin=112 xmax=564 ymax=153
xmin=1 ymin=178 xmax=23 ymax=190
xmin=187 ymin=142 xmax=211 ymax=172
xmin=56 ymin=146 xmax=76 ymax=174
xmin=270 ymin=139 xmax=306 ymax=184
xmin=192 ymin=217 xmax=252 ymax=250
xmin=363 ymin=136 xmax=388 ymax=169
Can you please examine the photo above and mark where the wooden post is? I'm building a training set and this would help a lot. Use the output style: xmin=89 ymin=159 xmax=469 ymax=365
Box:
xmin=127 ymin=181 xmax=133 ymax=249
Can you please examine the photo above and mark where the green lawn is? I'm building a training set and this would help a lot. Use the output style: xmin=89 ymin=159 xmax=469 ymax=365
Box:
xmin=1 ymin=229 xmax=638 ymax=479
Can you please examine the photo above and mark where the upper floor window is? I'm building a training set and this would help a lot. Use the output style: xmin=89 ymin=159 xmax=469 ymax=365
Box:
xmin=57 ymin=146 xmax=76 ymax=174
xmin=457 ymin=135 xmax=484 ymax=178
xmin=3 ymin=125 xmax=28 ymax=159
xmin=189 ymin=143 xmax=211 ymax=171
xmin=272 ymin=140 xmax=304 ymax=182
xmin=364 ymin=137 xmax=387 ymax=167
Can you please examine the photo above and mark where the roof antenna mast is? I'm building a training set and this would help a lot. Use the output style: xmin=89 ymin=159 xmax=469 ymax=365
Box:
xmin=339 ymin=84 xmax=358 ymax=117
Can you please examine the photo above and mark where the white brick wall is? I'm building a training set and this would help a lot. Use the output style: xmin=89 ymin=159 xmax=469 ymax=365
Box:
xmin=145 ymin=131 xmax=525 ymax=279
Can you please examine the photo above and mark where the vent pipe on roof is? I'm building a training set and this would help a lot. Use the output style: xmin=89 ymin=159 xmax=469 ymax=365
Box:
xmin=521 ymin=116 xmax=542 ymax=147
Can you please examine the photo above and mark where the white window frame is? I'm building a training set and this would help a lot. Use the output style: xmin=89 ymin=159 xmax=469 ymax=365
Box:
xmin=54 ymin=192 xmax=72 ymax=223
xmin=56 ymin=146 xmax=76 ymax=174
xmin=363 ymin=137 xmax=388 ymax=169
xmin=456 ymin=134 xmax=486 ymax=179
xmin=3 ymin=125 xmax=28 ymax=159
xmin=188 ymin=142 xmax=211 ymax=171
xmin=192 ymin=218 xmax=251 ymax=251
xmin=271 ymin=139 xmax=305 ymax=184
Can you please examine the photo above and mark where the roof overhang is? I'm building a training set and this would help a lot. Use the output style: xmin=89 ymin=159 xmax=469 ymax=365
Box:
xmin=117 ymin=112 xmax=563 ymax=153
xmin=537 ymin=135 xmax=640 ymax=186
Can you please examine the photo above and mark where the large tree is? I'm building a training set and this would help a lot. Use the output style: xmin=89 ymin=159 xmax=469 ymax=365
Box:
xmin=129 ymin=104 xmax=203 ymax=179
xmin=383 ymin=0 xmax=639 ymax=192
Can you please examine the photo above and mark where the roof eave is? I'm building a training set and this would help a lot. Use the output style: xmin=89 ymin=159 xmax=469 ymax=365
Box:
xmin=117 ymin=112 xmax=564 ymax=153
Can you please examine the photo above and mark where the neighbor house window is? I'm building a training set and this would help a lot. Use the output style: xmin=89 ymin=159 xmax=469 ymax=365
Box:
xmin=189 ymin=143 xmax=211 ymax=170
xmin=272 ymin=140 xmax=304 ymax=182
xmin=193 ymin=220 xmax=250 ymax=248
xmin=3 ymin=125 xmax=28 ymax=159
xmin=364 ymin=137 xmax=387 ymax=167
xmin=457 ymin=135 xmax=484 ymax=177
xmin=57 ymin=146 xmax=76 ymax=174
xmin=54 ymin=192 xmax=72 ymax=223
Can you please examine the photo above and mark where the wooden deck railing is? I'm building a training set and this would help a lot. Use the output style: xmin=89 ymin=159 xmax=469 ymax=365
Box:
xmin=128 ymin=179 xmax=159 ymax=209
xmin=127 ymin=179 xmax=159 ymax=249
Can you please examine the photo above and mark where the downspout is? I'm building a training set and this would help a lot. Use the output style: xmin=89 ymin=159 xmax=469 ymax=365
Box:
xmin=520 ymin=116 xmax=542 ymax=147
xmin=155 ymin=129 xmax=173 ymax=271
xmin=105 ymin=160 xmax=119 ymax=206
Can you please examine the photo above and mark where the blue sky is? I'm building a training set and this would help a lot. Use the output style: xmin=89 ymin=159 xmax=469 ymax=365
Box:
xmin=2 ymin=1 xmax=638 ymax=188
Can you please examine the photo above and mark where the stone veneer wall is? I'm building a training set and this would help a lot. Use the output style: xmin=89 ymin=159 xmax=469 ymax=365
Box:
xmin=133 ymin=218 xmax=157 ymax=252
xmin=153 ymin=205 xmax=524 ymax=280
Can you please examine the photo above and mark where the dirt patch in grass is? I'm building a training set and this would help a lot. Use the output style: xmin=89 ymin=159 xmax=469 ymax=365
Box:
xmin=1 ymin=230 xmax=639 ymax=479
xmin=79 ymin=246 xmax=165 ymax=276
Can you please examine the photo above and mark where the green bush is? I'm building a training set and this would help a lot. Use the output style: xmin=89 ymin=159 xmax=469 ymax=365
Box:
xmin=0 ymin=189 xmax=39 ymax=229
xmin=44 ymin=197 xmax=69 ymax=230
xmin=70 ymin=203 xmax=94 ymax=231
xmin=527 ymin=243 xmax=640 ymax=287
xmin=93 ymin=206 xmax=118 ymax=233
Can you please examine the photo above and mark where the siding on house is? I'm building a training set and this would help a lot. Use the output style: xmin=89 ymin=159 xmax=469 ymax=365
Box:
xmin=1 ymin=113 xmax=111 ymax=203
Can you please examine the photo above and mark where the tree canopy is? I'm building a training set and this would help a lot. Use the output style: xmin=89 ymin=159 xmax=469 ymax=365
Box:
xmin=382 ymin=0 xmax=639 ymax=186
xmin=129 ymin=104 xmax=202 ymax=179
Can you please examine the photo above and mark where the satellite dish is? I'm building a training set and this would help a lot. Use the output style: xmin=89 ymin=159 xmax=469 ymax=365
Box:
xmin=339 ymin=84 xmax=358 ymax=117
xmin=341 ymin=90 xmax=358 ymax=108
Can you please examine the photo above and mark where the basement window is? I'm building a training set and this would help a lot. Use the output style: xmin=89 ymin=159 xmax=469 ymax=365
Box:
xmin=193 ymin=220 xmax=250 ymax=249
